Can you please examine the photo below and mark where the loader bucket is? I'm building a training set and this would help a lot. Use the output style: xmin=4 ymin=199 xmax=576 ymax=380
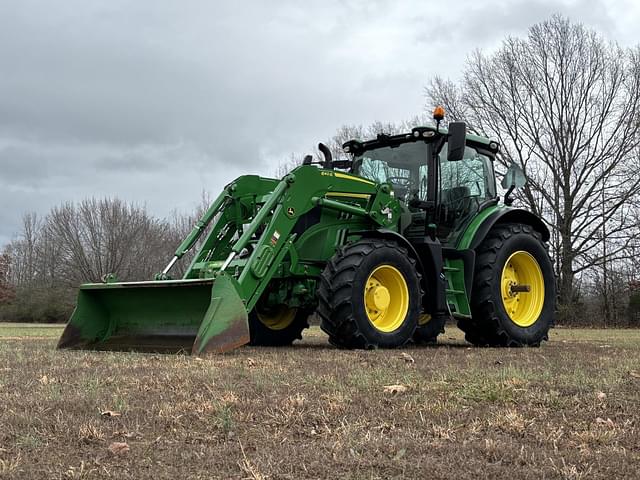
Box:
xmin=57 ymin=273 xmax=249 ymax=355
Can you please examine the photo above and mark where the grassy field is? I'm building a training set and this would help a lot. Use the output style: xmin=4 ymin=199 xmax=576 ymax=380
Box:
xmin=0 ymin=324 xmax=639 ymax=479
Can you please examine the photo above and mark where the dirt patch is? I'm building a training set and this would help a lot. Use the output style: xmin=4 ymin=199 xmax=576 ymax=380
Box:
xmin=0 ymin=327 xmax=639 ymax=479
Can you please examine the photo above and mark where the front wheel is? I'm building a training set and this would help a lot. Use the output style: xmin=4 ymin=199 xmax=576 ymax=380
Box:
xmin=318 ymin=239 xmax=422 ymax=349
xmin=462 ymin=223 xmax=555 ymax=347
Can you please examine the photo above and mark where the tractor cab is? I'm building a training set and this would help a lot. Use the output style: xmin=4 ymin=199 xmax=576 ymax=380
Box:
xmin=346 ymin=123 xmax=499 ymax=244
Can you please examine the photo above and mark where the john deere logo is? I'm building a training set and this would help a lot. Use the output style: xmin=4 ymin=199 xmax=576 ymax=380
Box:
xmin=287 ymin=207 xmax=295 ymax=217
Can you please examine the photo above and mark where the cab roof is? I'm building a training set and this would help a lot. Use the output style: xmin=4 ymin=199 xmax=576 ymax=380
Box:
xmin=343 ymin=125 xmax=500 ymax=155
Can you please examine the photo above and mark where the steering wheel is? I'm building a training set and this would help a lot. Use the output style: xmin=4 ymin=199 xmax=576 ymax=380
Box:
xmin=386 ymin=176 xmax=412 ymax=187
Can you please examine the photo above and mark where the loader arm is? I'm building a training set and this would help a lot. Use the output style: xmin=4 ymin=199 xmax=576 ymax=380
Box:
xmin=58 ymin=165 xmax=401 ymax=355
xmin=190 ymin=166 xmax=399 ymax=313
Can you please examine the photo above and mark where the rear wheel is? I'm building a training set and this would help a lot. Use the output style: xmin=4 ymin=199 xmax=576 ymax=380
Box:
xmin=248 ymin=304 xmax=310 ymax=346
xmin=318 ymin=239 xmax=422 ymax=349
xmin=461 ymin=223 xmax=555 ymax=347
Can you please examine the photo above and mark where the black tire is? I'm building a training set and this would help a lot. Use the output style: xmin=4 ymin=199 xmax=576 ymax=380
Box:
xmin=413 ymin=314 xmax=447 ymax=345
xmin=248 ymin=304 xmax=310 ymax=346
xmin=461 ymin=223 xmax=555 ymax=347
xmin=318 ymin=239 xmax=422 ymax=349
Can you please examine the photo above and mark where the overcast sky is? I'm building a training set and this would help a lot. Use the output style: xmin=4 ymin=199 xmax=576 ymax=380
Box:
xmin=1 ymin=0 xmax=638 ymax=246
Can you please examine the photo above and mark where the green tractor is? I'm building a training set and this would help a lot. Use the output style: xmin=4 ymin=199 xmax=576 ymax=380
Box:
xmin=58 ymin=109 xmax=555 ymax=354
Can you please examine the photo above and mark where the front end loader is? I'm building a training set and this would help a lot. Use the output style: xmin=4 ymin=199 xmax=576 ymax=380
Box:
xmin=58 ymin=108 xmax=555 ymax=354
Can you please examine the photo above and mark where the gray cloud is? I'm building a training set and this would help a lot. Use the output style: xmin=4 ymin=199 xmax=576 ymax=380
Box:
xmin=0 ymin=0 xmax=636 ymax=246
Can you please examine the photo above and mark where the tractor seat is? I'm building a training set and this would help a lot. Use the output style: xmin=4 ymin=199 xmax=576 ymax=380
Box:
xmin=440 ymin=186 xmax=471 ymax=205
xmin=438 ymin=186 xmax=472 ymax=228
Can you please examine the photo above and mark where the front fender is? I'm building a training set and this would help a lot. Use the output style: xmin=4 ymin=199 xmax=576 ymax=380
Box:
xmin=357 ymin=229 xmax=426 ymax=276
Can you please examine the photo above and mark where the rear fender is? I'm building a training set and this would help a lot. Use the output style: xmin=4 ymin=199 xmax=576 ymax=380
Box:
xmin=462 ymin=207 xmax=550 ymax=250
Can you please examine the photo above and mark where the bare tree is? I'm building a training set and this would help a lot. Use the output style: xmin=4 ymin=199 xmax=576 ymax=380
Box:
xmin=0 ymin=252 xmax=14 ymax=304
xmin=44 ymin=198 xmax=177 ymax=284
xmin=1 ymin=213 xmax=70 ymax=321
xmin=4 ymin=213 xmax=42 ymax=286
xmin=426 ymin=15 xmax=640 ymax=316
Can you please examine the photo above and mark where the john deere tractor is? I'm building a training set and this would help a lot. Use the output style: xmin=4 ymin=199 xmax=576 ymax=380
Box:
xmin=58 ymin=109 xmax=555 ymax=354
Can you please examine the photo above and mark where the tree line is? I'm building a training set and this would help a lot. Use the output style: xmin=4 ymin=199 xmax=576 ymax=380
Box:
xmin=0 ymin=198 xmax=207 ymax=322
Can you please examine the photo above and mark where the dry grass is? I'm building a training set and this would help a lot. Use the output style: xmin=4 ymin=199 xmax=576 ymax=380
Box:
xmin=0 ymin=323 xmax=63 ymax=339
xmin=0 ymin=324 xmax=639 ymax=479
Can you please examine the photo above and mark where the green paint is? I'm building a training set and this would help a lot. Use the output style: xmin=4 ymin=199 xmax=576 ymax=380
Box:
xmin=456 ymin=204 xmax=505 ymax=250
xmin=58 ymin=279 xmax=217 ymax=352
xmin=444 ymin=259 xmax=471 ymax=318
xmin=192 ymin=273 xmax=249 ymax=354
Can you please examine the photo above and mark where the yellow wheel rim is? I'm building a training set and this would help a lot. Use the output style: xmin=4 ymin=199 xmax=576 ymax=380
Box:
xmin=419 ymin=314 xmax=431 ymax=325
xmin=364 ymin=265 xmax=409 ymax=333
xmin=500 ymin=251 xmax=545 ymax=327
xmin=256 ymin=306 xmax=297 ymax=331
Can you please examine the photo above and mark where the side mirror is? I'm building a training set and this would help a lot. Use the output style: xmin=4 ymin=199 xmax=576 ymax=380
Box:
xmin=501 ymin=163 xmax=527 ymax=189
xmin=501 ymin=163 xmax=526 ymax=206
xmin=447 ymin=122 xmax=466 ymax=161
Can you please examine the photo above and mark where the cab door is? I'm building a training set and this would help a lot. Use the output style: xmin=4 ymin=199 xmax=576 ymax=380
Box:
xmin=435 ymin=144 xmax=496 ymax=243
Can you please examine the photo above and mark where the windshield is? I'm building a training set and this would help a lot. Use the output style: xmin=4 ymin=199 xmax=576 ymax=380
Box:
xmin=353 ymin=141 xmax=495 ymax=200
xmin=353 ymin=142 xmax=428 ymax=200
